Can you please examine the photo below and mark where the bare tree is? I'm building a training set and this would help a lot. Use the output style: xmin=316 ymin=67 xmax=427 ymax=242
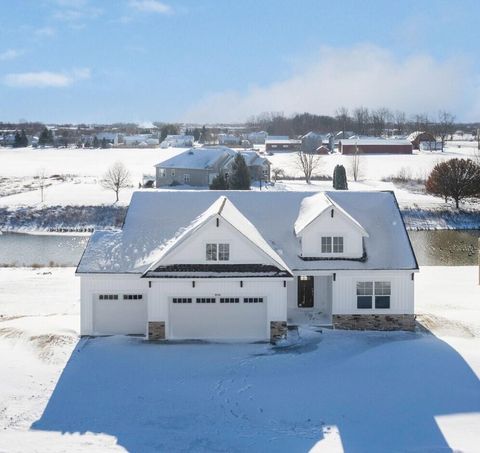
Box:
xmin=349 ymin=143 xmax=363 ymax=182
xmin=271 ymin=167 xmax=285 ymax=182
xmin=335 ymin=107 xmax=350 ymax=137
xmin=394 ymin=111 xmax=406 ymax=135
xmin=36 ymin=169 xmax=47 ymax=203
xmin=353 ymin=107 xmax=370 ymax=136
xmin=295 ymin=151 xmax=321 ymax=184
xmin=101 ymin=161 xmax=131 ymax=202
xmin=437 ymin=110 xmax=456 ymax=152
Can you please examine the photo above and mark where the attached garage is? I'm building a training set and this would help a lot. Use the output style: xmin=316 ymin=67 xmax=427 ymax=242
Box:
xmin=93 ymin=293 xmax=147 ymax=335
xmin=169 ymin=296 xmax=267 ymax=340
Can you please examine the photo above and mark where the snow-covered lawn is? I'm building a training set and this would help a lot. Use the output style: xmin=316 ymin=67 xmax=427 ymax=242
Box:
xmin=1 ymin=143 xmax=479 ymax=210
xmin=0 ymin=266 xmax=479 ymax=452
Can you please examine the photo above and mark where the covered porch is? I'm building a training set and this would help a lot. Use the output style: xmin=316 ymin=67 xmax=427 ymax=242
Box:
xmin=287 ymin=274 xmax=334 ymax=327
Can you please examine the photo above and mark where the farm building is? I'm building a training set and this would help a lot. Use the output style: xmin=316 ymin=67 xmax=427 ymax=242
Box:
xmin=339 ymin=139 xmax=413 ymax=155
xmin=265 ymin=137 xmax=302 ymax=152
xmin=407 ymin=131 xmax=436 ymax=150
xmin=76 ymin=190 xmax=418 ymax=342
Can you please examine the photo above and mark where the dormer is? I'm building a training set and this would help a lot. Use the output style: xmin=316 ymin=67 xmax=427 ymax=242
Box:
xmin=294 ymin=193 xmax=368 ymax=259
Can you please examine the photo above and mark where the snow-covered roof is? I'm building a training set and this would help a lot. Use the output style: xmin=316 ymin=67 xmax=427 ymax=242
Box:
xmin=340 ymin=139 xmax=412 ymax=146
xmin=265 ymin=139 xmax=302 ymax=144
xmin=143 ymin=196 xmax=291 ymax=276
xmin=77 ymin=190 xmax=418 ymax=274
xmin=294 ymin=193 xmax=368 ymax=237
xmin=155 ymin=147 xmax=234 ymax=170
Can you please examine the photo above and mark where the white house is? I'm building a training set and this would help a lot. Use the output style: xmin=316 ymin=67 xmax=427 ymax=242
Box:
xmin=160 ymin=134 xmax=194 ymax=148
xmin=76 ymin=191 xmax=418 ymax=342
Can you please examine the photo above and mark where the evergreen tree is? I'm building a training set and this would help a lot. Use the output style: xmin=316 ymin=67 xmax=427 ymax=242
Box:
xmin=333 ymin=164 xmax=348 ymax=190
xmin=38 ymin=127 xmax=54 ymax=146
xmin=229 ymin=153 xmax=250 ymax=190
xmin=20 ymin=129 xmax=28 ymax=147
xmin=93 ymin=136 xmax=100 ymax=148
xmin=209 ymin=172 xmax=229 ymax=190
xmin=13 ymin=131 xmax=22 ymax=148
xmin=193 ymin=128 xmax=201 ymax=141
xmin=101 ymin=137 xmax=108 ymax=148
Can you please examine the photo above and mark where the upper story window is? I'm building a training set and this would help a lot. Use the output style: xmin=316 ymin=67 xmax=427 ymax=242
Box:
xmin=321 ymin=236 xmax=343 ymax=253
xmin=160 ymin=169 xmax=166 ymax=177
xmin=171 ymin=169 xmax=175 ymax=177
xmin=183 ymin=174 xmax=190 ymax=183
xmin=206 ymin=243 xmax=230 ymax=261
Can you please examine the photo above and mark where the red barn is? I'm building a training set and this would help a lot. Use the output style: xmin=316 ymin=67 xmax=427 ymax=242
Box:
xmin=339 ymin=139 xmax=413 ymax=155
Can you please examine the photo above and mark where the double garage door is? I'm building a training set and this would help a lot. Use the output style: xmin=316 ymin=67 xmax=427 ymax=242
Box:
xmin=169 ymin=296 xmax=267 ymax=340
xmin=93 ymin=293 xmax=147 ymax=335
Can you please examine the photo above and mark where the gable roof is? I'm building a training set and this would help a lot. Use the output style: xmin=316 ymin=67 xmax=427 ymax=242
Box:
xmin=155 ymin=147 xmax=235 ymax=170
xmin=294 ymin=192 xmax=369 ymax=237
xmin=142 ymin=196 xmax=291 ymax=277
xmin=76 ymin=190 xmax=418 ymax=274
xmin=340 ymin=139 xmax=412 ymax=146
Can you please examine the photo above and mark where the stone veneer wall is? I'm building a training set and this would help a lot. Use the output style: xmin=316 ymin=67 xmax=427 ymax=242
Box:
xmin=270 ymin=321 xmax=287 ymax=342
xmin=332 ymin=314 xmax=415 ymax=331
xmin=148 ymin=321 xmax=166 ymax=340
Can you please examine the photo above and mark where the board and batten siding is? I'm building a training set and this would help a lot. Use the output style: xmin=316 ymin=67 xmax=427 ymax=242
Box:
xmin=148 ymin=278 xmax=287 ymax=340
xmin=80 ymin=274 xmax=148 ymax=335
xmin=332 ymin=270 xmax=414 ymax=315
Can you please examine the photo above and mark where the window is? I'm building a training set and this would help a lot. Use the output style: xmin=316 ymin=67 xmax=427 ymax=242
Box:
xmin=123 ymin=294 xmax=143 ymax=300
xmin=196 ymin=297 xmax=216 ymax=304
xmin=218 ymin=243 xmax=230 ymax=261
xmin=220 ymin=297 xmax=239 ymax=303
xmin=171 ymin=169 xmax=175 ymax=177
xmin=172 ymin=298 xmax=192 ymax=304
xmin=99 ymin=294 xmax=118 ymax=300
xmin=374 ymin=281 xmax=391 ymax=309
xmin=183 ymin=174 xmax=190 ymax=184
xmin=356 ymin=282 xmax=373 ymax=309
xmin=333 ymin=236 xmax=344 ymax=253
xmin=206 ymin=243 xmax=217 ymax=261
xmin=160 ymin=169 xmax=166 ymax=177
xmin=321 ymin=236 xmax=332 ymax=253
xmin=244 ymin=297 xmax=264 ymax=303
xmin=356 ymin=282 xmax=391 ymax=309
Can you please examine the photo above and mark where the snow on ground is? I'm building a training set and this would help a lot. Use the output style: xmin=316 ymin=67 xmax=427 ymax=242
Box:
xmin=0 ymin=266 xmax=479 ymax=452
xmin=1 ymin=143 xmax=479 ymax=210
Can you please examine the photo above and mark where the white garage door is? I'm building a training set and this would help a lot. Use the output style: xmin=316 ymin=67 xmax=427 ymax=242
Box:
xmin=93 ymin=293 xmax=147 ymax=335
xmin=169 ymin=296 xmax=267 ymax=340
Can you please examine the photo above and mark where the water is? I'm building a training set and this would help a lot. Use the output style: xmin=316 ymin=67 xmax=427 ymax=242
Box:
xmin=0 ymin=230 xmax=478 ymax=267
xmin=0 ymin=232 xmax=89 ymax=267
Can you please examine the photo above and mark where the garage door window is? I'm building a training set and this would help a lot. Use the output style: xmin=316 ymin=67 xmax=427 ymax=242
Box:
xmin=244 ymin=297 xmax=264 ymax=303
xmin=220 ymin=297 xmax=239 ymax=303
xmin=123 ymin=294 xmax=143 ymax=300
xmin=196 ymin=297 xmax=216 ymax=304
xmin=172 ymin=298 xmax=192 ymax=304
xmin=99 ymin=294 xmax=118 ymax=300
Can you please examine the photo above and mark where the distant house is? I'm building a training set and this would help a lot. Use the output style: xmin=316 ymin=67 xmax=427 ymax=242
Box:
xmin=95 ymin=132 xmax=120 ymax=146
xmin=246 ymin=131 xmax=268 ymax=144
xmin=316 ymin=145 xmax=330 ymax=155
xmin=160 ymin=135 xmax=194 ymax=148
xmin=265 ymin=137 xmax=302 ymax=152
xmin=155 ymin=146 xmax=270 ymax=187
xmin=76 ymin=190 xmax=418 ymax=341
xmin=218 ymin=134 xmax=240 ymax=146
xmin=407 ymin=131 xmax=436 ymax=150
xmin=339 ymin=139 xmax=413 ymax=155
xmin=124 ymin=134 xmax=158 ymax=147
xmin=301 ymin=132 xmax=331 ymax=153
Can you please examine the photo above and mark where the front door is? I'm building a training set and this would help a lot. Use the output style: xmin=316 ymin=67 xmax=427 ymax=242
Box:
xmin=298 ymin=276 xmax=314 ymax=308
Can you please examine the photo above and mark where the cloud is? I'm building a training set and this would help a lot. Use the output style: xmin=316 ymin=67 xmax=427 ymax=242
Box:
xmin=51 ymin=0 xmax=102 ymax=22
xmin=35 ymin=26 xmax=56 ymax=37
xmin=3 ymin=68 xmax=91 ymax=88
xmin=0 ymin=49 xmax=23 ymax=61
xmin=129 ymin=0 xmax=173 ymax=14
xmin=184 ymin=45 xmax=479 ymax=123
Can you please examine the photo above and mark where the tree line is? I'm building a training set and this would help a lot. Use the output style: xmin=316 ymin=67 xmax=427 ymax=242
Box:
xmin=247 ymin=109 xmax=476 ymax=139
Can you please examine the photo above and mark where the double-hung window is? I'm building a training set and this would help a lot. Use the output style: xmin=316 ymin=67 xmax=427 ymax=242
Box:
xmin=321 ymin=236 xmax=332 ymax=253
xmin=356 ymin=281 xmax=391 ymax=309
xmin=206 ymin=243 xmax=229 ymax=261
xmin=333 ymin=236 xmax=344 ymax=253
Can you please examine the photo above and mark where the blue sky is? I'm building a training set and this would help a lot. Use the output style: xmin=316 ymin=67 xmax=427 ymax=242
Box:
xmin=1 ymin=0 xmax=479 ymax=123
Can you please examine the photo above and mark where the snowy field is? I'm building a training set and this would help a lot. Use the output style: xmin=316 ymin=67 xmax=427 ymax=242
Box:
xmin=0 ymin=266 xmax=479 ymax=452
xmin=0 ymin=143 xmax=479 ymax=210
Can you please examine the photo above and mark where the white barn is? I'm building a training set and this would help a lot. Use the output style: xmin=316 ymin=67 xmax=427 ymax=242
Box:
xmin=76 ymin=191 xmax=418 ymax=342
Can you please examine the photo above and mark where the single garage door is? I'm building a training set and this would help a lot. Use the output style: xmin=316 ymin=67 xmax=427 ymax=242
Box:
xmin=169 ymin=296 xmax=267 ymax=340
xmin=93 ymin=293 xmax=147 ymax=335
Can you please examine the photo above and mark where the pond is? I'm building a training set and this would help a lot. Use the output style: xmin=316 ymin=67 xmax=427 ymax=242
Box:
xmin=0 ymin=230 xmax=478 ymax=267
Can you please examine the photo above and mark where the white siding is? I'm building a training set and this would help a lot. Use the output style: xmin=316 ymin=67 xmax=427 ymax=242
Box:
xmin=160 ymin=217 xmax=278 ymax=266
xmin=332 ymin=271 xmax=414 ymax=315
xmin=149 ymin=278 xmax=287 ymax=340
xmin=299 ymin=208 xmax=365 ymax=258
xmin=79 ymin=274 xmax=148 ymax=335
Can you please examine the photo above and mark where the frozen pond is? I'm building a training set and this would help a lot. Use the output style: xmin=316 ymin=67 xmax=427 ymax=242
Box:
xmin=0 ymin=230 xmax=478 ymax=267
